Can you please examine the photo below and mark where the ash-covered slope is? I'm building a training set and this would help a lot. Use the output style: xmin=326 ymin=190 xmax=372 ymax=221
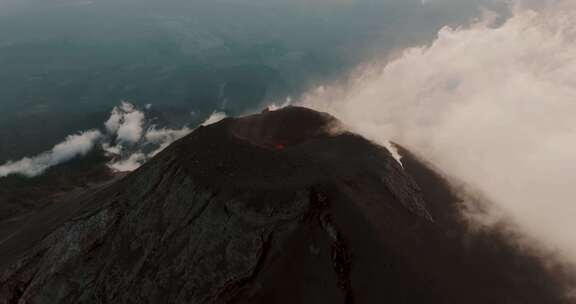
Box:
xmin=0 ymin=107 xmax=571 ymax=303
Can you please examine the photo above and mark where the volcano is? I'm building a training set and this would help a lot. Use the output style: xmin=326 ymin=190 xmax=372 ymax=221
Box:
xmin=0 ymin=107 xmax=572 ymax=303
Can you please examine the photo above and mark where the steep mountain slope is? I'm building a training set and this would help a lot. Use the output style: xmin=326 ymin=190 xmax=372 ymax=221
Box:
xmin=0 ymin=107 xmax=572 ymax=303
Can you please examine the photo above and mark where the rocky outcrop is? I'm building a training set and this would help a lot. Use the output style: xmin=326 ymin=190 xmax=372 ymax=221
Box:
xmin=0 ymin=107 xmax=572 ymax=303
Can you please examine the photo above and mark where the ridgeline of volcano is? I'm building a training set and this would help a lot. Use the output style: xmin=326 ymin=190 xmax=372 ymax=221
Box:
xmin=0 ymin=107 xmax=572 ymax=303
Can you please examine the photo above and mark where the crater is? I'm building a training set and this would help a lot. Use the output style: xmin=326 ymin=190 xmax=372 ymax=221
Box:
xmin=230 ymin=107 xmax=340 ymax=150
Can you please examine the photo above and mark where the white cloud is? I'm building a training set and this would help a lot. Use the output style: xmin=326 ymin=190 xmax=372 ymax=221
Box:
xmin=116 ymin=110 xmax=145 ymax=144
xmin=0 ymin=101 xmax=198 ymax=177
xmin=267 ymin=98 xmax=292 ymax=111
xmin=105 ymin=124 xmax=192 ymax=171
xmin=107 ymin=152 xmax=146 ymax=172
xmin=51 ymin=130 xmax=102 ymax=162
xmin=104 ymin=111 xmax=226 ymax=171
xmin=302 ymin=0 xmax=576 ymax=262
xmin=145 ymin=126 xmax=191 ymax=144
xmin=104 ymin=107 xmax=122 ymax=134
xmin=201 ymin=111 xmax=227 ymax=126
xmin=103 ymin=102 xmax=194 ymax=172
xmin=144 ymin=126 xmax=192 ymax=157
xmin=105 ymin=101 xmax=146 ymax=144
xmin=0 ymin=130 xmax=102 ymax=177
xmin=101 ymin=142 xmax=123 ymax=156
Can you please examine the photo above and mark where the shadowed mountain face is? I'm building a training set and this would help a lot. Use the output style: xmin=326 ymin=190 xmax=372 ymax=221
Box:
xmin=0 ymin=107 xmax=572 ymax=303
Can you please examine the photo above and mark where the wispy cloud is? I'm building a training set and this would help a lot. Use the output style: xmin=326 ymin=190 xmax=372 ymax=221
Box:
xmin=102 ymin=103 xmax=228 ymax=172
xmin=200 ymin=111 xmax=227 ymax=127
xmin=107 ymin=152 xmax=147 ymax=172
xmin=0 ymin=130 xmax=102 ymax=177
xmin=101 ymin=102 xmax=196 ymax=172
xmin=0 ymin=101 xmax=215 ymax=177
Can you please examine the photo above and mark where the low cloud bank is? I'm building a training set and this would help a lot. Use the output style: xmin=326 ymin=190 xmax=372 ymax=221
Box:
xmin=0 ymin=102 xmax=226 ymax=176
xmin=0 ymin=130 xmax=102 ymax=177
xmin=302 ymin=1 xmax=576 ymax=263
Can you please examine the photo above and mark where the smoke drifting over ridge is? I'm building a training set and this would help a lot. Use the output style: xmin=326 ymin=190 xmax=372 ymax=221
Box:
xmin=302 ymin=0 xmax=576 ymax=262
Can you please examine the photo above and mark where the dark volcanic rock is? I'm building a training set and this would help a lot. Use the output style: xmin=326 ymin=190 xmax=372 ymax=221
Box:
xmin=0 ymin=107 xmax=572 ymax=303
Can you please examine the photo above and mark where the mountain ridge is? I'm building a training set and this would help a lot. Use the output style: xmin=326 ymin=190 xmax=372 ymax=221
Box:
xmin=0 ymin=107 xmax=572 ymax=303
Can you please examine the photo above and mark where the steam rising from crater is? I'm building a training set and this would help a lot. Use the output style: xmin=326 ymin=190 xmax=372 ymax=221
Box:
xmin=302 ymin=0 xmax=576 ymax=262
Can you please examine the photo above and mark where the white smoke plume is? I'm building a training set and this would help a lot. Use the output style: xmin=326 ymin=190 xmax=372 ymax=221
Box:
xmin=302 ymin=1 xmax=576 ymax=263
xmin=0 ymin=130 xmax=102 ymax=177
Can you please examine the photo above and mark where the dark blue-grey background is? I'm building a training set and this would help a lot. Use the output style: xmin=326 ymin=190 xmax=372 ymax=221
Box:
xmin=0 ymin=0 xmax=503 ymax=162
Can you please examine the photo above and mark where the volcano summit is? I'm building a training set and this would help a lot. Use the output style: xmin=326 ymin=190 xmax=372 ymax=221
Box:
xmin=0 ymin=107 xmax=571 ymax=303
